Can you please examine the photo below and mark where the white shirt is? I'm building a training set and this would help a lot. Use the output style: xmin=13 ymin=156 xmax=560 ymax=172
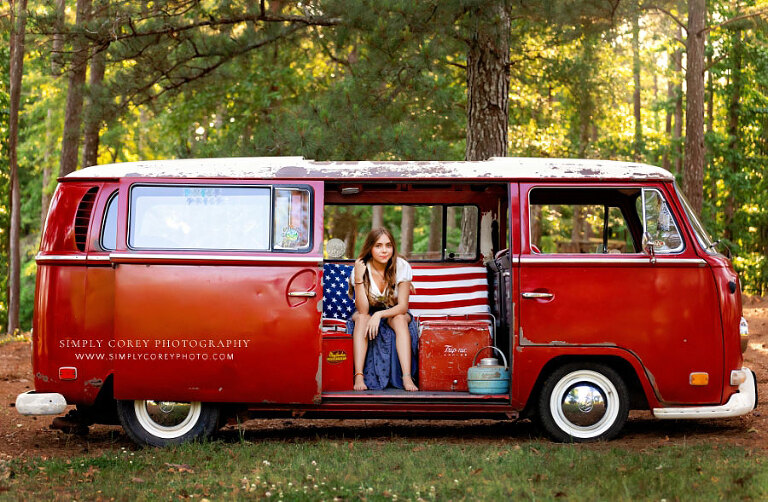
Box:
xmin=349 ymin=257 xmax=413 ymax=301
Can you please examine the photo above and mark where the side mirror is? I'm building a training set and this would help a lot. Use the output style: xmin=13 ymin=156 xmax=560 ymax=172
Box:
xmin=642 ymin=232 xmax=656 ymax=264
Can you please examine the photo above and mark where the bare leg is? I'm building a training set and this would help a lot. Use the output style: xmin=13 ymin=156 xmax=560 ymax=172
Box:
xmin=352 ymin=312 xmax=369 ymax=391
xmin=389 ymin=314 xmax=418 ymax=392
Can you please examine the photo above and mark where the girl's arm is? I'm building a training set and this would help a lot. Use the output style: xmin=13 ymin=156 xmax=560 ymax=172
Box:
xmin=353 ymin=259 xmax=370 ymax=314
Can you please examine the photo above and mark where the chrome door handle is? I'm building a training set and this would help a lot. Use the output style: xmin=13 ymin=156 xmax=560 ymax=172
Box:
xmin=288 ymin=291 xmax=317 ymax=297
xmin=522 ymin=292 xmax=553 ymax=299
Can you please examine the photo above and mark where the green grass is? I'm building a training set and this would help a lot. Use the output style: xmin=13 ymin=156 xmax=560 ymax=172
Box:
xmin=2 ymin=440 xmax=766 ymax=501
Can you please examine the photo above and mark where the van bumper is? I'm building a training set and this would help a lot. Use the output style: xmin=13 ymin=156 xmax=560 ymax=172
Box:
xmin=652 ymin=367 xmax=757 ymax=419
xmin=15 ymin=391 xmax=68 ymax=415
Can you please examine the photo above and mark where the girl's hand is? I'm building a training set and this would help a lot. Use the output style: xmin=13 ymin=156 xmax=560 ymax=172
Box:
xmin=366 ymin=311 xmax=383 ymax=340
xmin=353 ymin=259 xmax=366 ymax=283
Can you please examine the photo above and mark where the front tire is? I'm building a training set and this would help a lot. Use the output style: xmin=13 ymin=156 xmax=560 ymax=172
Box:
xmin=537 ymin=363 xmax=629 ymax=442
xmin=116 ymin=400 xmax=219 ymax=447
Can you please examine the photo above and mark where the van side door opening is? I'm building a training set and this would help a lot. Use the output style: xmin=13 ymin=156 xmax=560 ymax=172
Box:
xmin=320 ymin=182 xmax=512 ymax=401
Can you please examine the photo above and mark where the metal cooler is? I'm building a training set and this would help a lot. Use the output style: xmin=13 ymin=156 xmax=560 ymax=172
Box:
xmin=417 ymin=320 xmax=493 ymax=391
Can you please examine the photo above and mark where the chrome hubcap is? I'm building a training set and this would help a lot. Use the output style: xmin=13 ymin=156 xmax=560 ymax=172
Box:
xmin=145 ymin=401 xmax=193 ymax=428
xmin=134 ymin=400 xmax=202 ymax=439
xmin=561 ymin=384 xmax=607 ymax=427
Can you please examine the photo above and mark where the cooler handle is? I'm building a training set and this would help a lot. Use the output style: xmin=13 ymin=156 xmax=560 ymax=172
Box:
xmin=471 ymin=346 xmax=508 ymax=370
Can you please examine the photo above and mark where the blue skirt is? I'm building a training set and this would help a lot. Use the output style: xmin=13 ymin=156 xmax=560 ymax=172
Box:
xmin=347 ymin=312 xmax=419 ymax=390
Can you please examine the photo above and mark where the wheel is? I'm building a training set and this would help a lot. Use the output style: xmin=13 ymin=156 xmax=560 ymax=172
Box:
xmin=537 ymin=363 xmax=629 ymax=442
xmin=116 ymin=399 xmax=219 ymax=447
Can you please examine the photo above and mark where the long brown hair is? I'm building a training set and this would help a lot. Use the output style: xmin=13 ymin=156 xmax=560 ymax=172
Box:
xmin=355 ymin=227 xmax=398 ymax=307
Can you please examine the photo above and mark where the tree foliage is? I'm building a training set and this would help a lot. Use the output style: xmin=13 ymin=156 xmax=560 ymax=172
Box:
xmin=4 ymin=0 xmax=768 ymax=330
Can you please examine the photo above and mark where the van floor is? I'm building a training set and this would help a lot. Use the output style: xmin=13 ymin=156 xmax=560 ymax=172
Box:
xmin=322 ymin=390 xmax=509 ymax=402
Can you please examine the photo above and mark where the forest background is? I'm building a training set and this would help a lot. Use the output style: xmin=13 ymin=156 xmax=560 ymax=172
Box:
xmin=2 ymin=0 xmax=768 ymax=334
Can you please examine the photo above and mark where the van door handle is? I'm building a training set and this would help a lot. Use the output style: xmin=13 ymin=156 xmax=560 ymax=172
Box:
xmin=522 ymin=292 xmax=553 ymax=299
xmin=288 ymin=291 xmax=317 ymax=297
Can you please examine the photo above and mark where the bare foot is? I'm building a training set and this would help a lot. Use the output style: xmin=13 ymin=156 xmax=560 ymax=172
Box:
xmin=354 ymin=374 xmax=368 ymax=391
xmin=403 ymin=375 xmax=418 ymax=392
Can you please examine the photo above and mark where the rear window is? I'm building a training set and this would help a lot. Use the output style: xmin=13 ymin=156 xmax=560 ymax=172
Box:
xmin=128 ymin=185 xmax=311 ymax=251
xmin=324 ymin=204 xmax=478 ymax=261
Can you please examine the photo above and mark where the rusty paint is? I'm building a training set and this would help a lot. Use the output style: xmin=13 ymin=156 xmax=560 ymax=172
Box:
xmin=85 ymin=378 xmax=103 ymax=388
xmin=64 ymin=157 xmax=675 ymax=182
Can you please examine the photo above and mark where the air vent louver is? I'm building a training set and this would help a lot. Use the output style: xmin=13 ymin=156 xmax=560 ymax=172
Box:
xmin=74 ymin=187 xmax=99 ymax=252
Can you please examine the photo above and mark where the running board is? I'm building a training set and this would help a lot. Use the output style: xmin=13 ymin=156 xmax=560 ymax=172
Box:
xmin=322 ymin=390 xmax=509 ymax=403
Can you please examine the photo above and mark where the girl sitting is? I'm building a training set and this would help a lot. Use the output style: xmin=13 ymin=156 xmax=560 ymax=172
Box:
xmin=349 ymin=228 xmax=419 ymax=392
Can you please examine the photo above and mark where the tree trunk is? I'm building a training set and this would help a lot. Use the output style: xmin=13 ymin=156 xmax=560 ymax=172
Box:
xmin=724 ymin=28 xmax=743 ymax=241
xmin=465 ymin=1 xmax=510 ymax=161
xmin=59 ymin=0 xmax=93 ymax=177
xmin=42 ymin=0 xmax=66 ymax=226
xmin=400 ymin=206 xmax=414 ymax=258
xmin=428 ymin=206 xmax=442 ymax=258
xmin=683 ymin=0 xmax=707 ymax=216
xmin=632 ymin=6 xmax=643 ymax=161
xmin=662 ymin=50 xmax=675 ymax=172
xmin=82 ymin=47 xmax=106 ymax=168
xmin=673 ymin=28 xmax=684 ymax=175
xmin=371 ymin=206 xmax=383 ymax=229
xmin=7 ymin=0 xmax=28 ymax=334
xmin=463 ymin=2 xmax=509 ymax=257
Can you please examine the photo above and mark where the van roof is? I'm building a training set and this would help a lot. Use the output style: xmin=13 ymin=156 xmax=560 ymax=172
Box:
xmin=65 ymin=157 xmax=675 ymax=182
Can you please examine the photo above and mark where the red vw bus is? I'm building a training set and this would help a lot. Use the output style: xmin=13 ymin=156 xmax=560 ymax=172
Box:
xmin=17 ymin=157 xmax=756 ymax=446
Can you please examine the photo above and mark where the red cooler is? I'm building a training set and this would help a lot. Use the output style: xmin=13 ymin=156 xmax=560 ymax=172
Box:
xmin=322 ymin=334 xmax=353 ymax=391
xmin=418 ymin=320 xmax=493 ymax=391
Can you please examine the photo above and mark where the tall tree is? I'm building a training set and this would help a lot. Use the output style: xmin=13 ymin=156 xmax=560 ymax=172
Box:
xmin=462 ymin=1 xmax=510 ymax=255
xmin=465 ymin=1 xmax=510 ymax=161
xmin=631 ymin=4 xmax=644 ymax=160
xmin=58 ymin=0 xmax=92 ymax=176
xmin=41 ymin=0 xmax=65 ymax=225
xmin=7 ymin=0 xmax=28 ymax=334
xmin=683 ymin=0 xmax=707 ymax=215
xmin=82 ymin=46 xmax=106 ymax=168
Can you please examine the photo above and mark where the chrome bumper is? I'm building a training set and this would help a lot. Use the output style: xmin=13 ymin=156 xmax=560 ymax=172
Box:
xmin=15 ymin=391 xmax=68 ymax=415
xmin=653 ymin=367 xmax=757 ymax=419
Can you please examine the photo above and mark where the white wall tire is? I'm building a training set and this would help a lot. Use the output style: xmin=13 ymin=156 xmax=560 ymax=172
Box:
xmin=538 ymin=363 xmax=629 ymax=442
xmin=117 ymin=400 xmax=219 ymax=447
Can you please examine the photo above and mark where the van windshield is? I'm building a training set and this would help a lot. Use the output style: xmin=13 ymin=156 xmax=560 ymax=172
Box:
xmin=675 ymin=184 xmax=715 ymax=252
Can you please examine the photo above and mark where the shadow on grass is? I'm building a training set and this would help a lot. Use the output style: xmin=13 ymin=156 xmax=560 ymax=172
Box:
xmin=48 ymin=415 xmax=751 ymax=451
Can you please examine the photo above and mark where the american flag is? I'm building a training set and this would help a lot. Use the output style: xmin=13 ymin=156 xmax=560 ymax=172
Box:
xmin=321 ymin=263 xmax=490 ymax=321
xmin=409 ymin=265 xmax=490 ymax=317
xmin=322 ymin=263 xmax=356 ymax=320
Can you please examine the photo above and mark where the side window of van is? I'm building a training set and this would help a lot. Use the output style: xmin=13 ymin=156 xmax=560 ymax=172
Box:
xmin=529 ymin=188 xmax=638 ymax=254
xmin=101 ymin=191 xmax=118 ymax=251
xmin=324 ymin=204 xmax=478 ymax=261
xmin=638 ymin=188 xmax=684 ymax=253
xmin=128 ymin=185 xmax=311 ymax=251
xmin=273 ymin=188 xmax=311 ymax=250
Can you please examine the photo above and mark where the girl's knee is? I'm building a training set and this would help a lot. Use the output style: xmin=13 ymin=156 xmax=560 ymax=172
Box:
xmin=388 ymin=314 xmax=408 ymax=328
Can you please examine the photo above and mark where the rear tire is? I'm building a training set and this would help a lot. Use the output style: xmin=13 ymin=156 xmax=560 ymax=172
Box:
xmin=537 ymin=363 xmax=629 ymax=442
xmin=116 ymin=400 xmax=219 ymax=447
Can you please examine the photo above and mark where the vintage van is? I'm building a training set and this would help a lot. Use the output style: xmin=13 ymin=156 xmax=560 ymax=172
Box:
xmin=16 ymin=157 xmax=756 ymax=446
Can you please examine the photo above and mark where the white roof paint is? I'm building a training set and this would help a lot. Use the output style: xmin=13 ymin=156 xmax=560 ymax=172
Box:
xmin=66 ymin=157 xmax=675 ymax=182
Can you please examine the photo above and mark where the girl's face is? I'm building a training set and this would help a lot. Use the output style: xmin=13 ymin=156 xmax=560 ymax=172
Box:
xmin=371 ymin=234 xmax=394 ymax=265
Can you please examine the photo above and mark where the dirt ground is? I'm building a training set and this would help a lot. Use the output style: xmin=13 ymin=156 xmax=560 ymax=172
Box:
xmin=2 ymin=297 xmax=767 ymax=459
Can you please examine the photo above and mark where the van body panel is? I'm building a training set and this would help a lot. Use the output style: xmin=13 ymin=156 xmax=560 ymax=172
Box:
xmin=34 ymin=182 xmax=109 ymax=403
xmin=706 ymin=254 xmax=745 ymax=401
xmin=111 ymin=179 xmax=324 ymax=404
xmin=112 ymin=262 xmax=322 ymax=403
xmin=518 ymin=181 xmax=724 ymax=406
xmin=509 ymin=346 xmax=661 ymax=410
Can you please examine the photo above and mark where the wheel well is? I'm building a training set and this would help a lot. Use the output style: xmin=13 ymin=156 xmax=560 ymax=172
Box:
xmin=78 ymin=374 xmax=119 ymax=425
xmin=522 ymin=355 xmax=649 ymax=418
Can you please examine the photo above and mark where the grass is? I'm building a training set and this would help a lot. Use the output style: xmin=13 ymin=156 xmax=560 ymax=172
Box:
xmin=1 ymin=439 xmax=766 ymax=501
